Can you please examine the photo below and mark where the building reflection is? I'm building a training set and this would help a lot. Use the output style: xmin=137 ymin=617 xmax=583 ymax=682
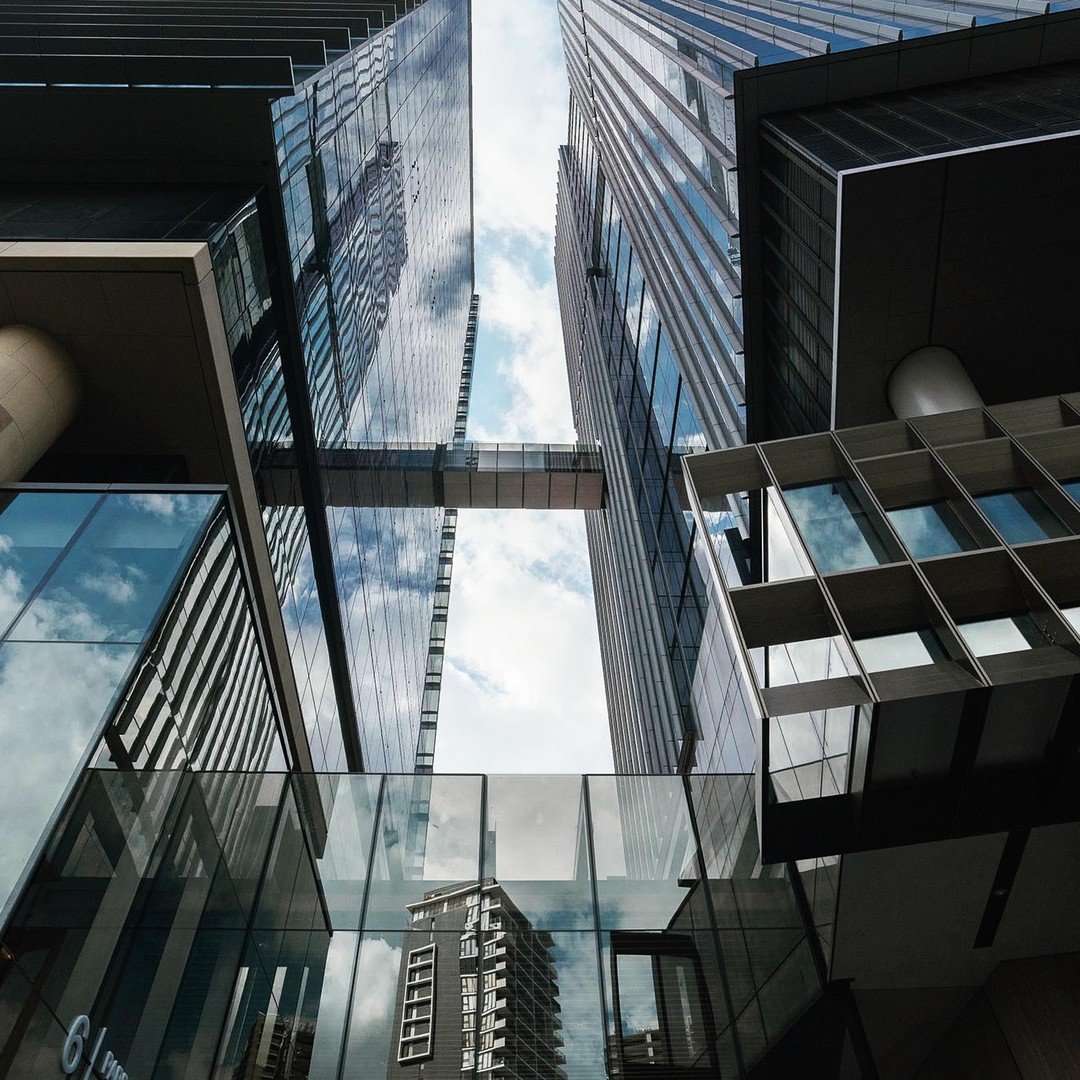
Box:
xmin=235 ymin=1014 xmax=315 ymax=1079
xmin=607 ymin=930 xmax=720 ymax=1077
xmin=389 ymin=880 xmax=567 ymax=1078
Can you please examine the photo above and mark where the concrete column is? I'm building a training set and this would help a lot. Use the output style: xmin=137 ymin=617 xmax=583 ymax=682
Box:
xmin=0 ymin=325 xmax=80 ymax=482
xmin=887 ymin=345 xmax=983 ymax=419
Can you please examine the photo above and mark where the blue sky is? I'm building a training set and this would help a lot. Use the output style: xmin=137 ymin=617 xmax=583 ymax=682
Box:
xmin=433 ymin=0 xmax=614 ymax=773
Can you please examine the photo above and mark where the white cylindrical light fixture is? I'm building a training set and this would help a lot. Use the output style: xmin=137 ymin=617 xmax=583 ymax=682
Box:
xmin=887 ymin=345 xmax=983 ymax=419
xmin=0 ymin=325 xmax=81 ymax=482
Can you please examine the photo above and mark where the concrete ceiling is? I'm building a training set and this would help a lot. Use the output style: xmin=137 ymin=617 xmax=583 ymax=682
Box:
xmin=834 ymin=132 xmax=1080 ymax=427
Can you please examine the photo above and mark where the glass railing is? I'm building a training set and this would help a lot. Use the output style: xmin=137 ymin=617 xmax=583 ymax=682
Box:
xmin=0 ymin=770 xmax=824 ymax=1079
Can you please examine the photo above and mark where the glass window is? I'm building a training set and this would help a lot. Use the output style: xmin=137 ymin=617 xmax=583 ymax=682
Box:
xmin=0 ymin=492 xmax=101 ymax=635
xmin=482 ymin=776 xmax=593 ymax=929
xmin=0 ymin=642 xmax=138 ymax=923
xmin=588 ymin=776 xmax=703 ymax=930
xmin=974 ymin=489 xmax=1069 ymax=544
xmin=1062 ymin=479 xmax=1080 ymax=505
xmin=7 ymin=493 xmax=219 ymax=644
xmin=754 ymin=635 xmax=857 ymax=687
xmin=958 ymin=614 xmax=1048 ymax=656
xmin=363 ymin=774 xmax=481 ymax=929
xmin=886 ymin=501 xmax=978 ymax=558
xmin=782 ymin=480 xmax=895 ymax=573
xmin=295 ymin=773 xmax=382 ymax=930
xmin=853 ymin=628 xmax=948 ymax=673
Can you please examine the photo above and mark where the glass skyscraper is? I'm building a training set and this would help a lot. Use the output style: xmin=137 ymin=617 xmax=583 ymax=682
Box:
xmin=556 ymin=0 xmax=1080 ymax=1074
xmin=2 ymin=0 xmax=1080 ymax=1075
xmin=555 ymin=0 xmax=1080 ymax=777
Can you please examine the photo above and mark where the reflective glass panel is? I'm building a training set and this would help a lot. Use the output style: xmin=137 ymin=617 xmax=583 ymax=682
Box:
xmin=755 ymin=636 xmax=857 ymax=687
xmin=886 ymin=501 xmax=978 ymax=558
xmin=483 ymin=776 xmax=593 ymax=929
xmin=587 ymin=776 xmax=703 ymax=930
xmin=364 ymin=775 xmax=481 ymax=930
xmin=782 ymin=480 xmax=896 ymax=573
xmin=853 ymin=628 xmax=948 ymax=673
xmin=601 ymin=929 xmax=729 ymax=1074
xmin=974 ymin=489 xmax=1069 ymax=544
xmin=295 ymin=773 xmax=381 ymax=930
xmin=0 ymin=641 xmax=138 ymax=923
xmin=341 ymin=930 xmax=467 ymax=1074
xmin=214 ymin=927 xmax=341 ymax=1078
xmin=0 ymin=491 xmax=100 ymax=634
xmin=958 ymin=614 xmax=1048 ymax=656
xmin=8 ymin=493 xmax=219 ymax=643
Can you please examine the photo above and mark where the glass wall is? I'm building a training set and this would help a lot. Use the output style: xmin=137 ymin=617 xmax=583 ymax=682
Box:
xmin=271 ymin=0 xmax=474 ymax=773
xmin=0 ymin=772 xmax=823 ymax=1079
xmin=0 ymin=489 xmax=225 ymax=926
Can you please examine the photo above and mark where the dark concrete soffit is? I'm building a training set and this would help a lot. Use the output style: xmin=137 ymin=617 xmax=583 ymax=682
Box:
xmin=734 ymin=7 xmax=1080 ymax=443
xmin=0 ymin=1 xmax=424 ymax=91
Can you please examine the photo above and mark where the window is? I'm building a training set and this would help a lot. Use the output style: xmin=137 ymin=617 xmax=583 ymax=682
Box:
xmin=958 ymin=614 xmax=1047 ymax=657
xmin=854 ymin=628 xmax=948 ymax=673
xmin=974 ymin=489 xmax=1069 ymax=544
xmin=397 ymin=943 xmax=436 ymax=1063
xmin=886 ymin=501 xmax=977 ymax=558
xmin=783 ymin=479 xmax=895 ymax=573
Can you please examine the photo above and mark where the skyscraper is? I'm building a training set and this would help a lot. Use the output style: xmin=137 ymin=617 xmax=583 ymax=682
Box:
xmin=2 ymin=0 xmax=1080 ymax=1075
xmin=556 ymin=0 xmax=1080 ymax=1073
xmin=555 ymin=0 xmax=1080 ymax=775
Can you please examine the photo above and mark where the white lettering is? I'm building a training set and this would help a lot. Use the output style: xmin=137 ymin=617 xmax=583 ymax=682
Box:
xmin=59 ymin=1015 xmax=89 ymax=1075
xmin=60 ymin=1017 xmax=131 ymax=1080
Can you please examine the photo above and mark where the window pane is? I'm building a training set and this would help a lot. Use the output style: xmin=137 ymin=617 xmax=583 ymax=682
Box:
xmin=854 ymin=628 xmax=948 ymax=673
xmin=974 ymin=489 xmax=1069 ymax=544
xmin=886 ymin=501 xmax=977 ymax=558
xmin=782 ymin=480 xmax=894 ymax=573
xmin=958 ymin=614 xmax=1046 ymax=656
xmin=8 ymin=493 xmax=219 ymax=644
xmin=588 ymin=776 xmax=702 ymax=930
xmin=482 ymin=776 xmax=593 ymax=929
xmin=364 ymin=775 xmax=481 ymax=929
xmin=0 ymin=492 xmax=101 ymax=634
xmin=0 ymin=641 xmax=138 ymax=922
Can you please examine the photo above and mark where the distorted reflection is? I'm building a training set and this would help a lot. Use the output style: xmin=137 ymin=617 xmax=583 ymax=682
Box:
xmin=0 ymin=771 xmax=824 ymax=1078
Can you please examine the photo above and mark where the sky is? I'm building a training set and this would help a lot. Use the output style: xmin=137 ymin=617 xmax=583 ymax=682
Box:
xmin=433 ymin=0 xmax=614 ymax=774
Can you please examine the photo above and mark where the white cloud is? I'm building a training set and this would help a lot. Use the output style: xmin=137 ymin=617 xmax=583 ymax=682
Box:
xmin=472 ymin=252 xmax=577 ymax=443
xmin=435 ymin=0 xmax=612 ymax=774
xmin=437 ymin=510 xmax=612 ymax=773
xmin=472 ymin=0 xmax=569 ymax=244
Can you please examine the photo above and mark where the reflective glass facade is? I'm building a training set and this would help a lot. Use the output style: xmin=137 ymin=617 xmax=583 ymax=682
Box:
xmin=554 ymin=0 xmax=1080 ymax=779
xmin=0 ymin=488 xmax=288 ymax=928
xmin=271 ymin=0 xmax=474 ymax=772
xmin=0 ymin=770 xmax=826 ymax=1079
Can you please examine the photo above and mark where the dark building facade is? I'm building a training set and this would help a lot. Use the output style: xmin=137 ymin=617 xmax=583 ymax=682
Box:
xmin=555 ymin=0 xmax=1080 ymax=776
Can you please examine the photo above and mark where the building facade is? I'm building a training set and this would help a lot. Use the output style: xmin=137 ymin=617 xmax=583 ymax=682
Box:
xmin=555 ymin=0 xmax=1080 ymax=776
xmin=556 ymin=0 xmax=1080 ymax=1074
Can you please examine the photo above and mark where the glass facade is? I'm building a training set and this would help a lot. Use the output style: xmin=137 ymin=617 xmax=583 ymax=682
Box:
xmin=271 ymin=0 xmax=474 ymax=772
xmin=0 ymin=488 xmax=288 ymax=928
xmin=0 ymin=770 xmax=823 ymax=1079
xmin=554 ymin=0 xmax=1080 ymax=795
